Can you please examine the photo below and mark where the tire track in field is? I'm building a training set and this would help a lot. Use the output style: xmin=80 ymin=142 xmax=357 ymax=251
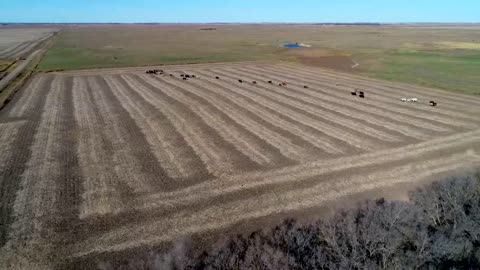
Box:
xmin=186 ymin=70 xmax=349 ymax=156
xmin=249 ymin=65 xmax=474 ymax=129
xmin=1 ymin=42 xmax=35 ymax=60
xmin=0 ymin=33 xmax=53 ymax=60
xmin=199 ymin=69 xmax=385 ymax=152
xmin=72 ymin=143 xmax=480 ymax=257
xmin=0 ymin=75 xmax=52 ymax=247
xmin=87 ymin=76 xmax=171 ymax=193
xmin=121 ymin=74 xmax=259 ymax=177
xmin=242 ymin=66 xmax=457 ymax=133
xmin=72 ymin=77 xmax=127 ymax=219
xmin=106 ymin=75 xmax=212 ymax=184
xmin=220 ymin=68 xmax=410 ymax=143
xmin=2 ymin=42 xmax=34 ymax=59
xmin=0 ymin=42 xmax=31 ymax=59
xmin=13 ymin=34 xmax=53 ymax=59
xmin=137 ymin=129 xmax=480 ymax=212
xmin=275 ymin=64 xmax=480 ymax=117
xmin=219 ymin=67 xmax=432 ymax=142
xmin=278 ymin=63 xmax=480 ymax=108
xmin=0 ymin=43 xmax=23 ymax=57
xmin=141 ymin=74 xmax=292 ymax=167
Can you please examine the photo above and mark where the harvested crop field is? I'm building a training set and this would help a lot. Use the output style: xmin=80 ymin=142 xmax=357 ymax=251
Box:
xmin=0 ymin=27 xmax=57 ymax=60
xmin=1 ymin=62 xmax=480 ymax=268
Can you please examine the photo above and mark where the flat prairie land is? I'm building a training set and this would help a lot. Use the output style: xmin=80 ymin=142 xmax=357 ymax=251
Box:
xmin=38 ymin=24 xmax=480 ymax=94
xmin=0 ymin=27 xmax=57 ymax=60
xmin=0 ymin=62 xmax=479 ymax=268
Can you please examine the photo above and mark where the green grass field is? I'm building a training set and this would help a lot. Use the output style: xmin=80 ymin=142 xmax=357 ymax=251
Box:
xmin=368 ymin=51 xmax=480 ymax=95
xmin=38 ymin=25 xmax=480 ymax=95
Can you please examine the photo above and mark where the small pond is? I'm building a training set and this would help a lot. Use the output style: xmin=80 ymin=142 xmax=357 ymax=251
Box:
xmin=283 ymin=43 xmax=306 ymax=48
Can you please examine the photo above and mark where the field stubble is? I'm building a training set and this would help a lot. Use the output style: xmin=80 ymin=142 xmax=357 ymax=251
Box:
xmin=0 ymin=62 xmax=479 ymax=268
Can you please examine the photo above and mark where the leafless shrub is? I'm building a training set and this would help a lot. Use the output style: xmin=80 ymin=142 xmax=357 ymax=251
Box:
xmin=410 ymin=172 xmax=480 ymax=268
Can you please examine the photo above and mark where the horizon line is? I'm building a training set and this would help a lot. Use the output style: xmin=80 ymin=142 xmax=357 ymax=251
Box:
xmin=1 ymin=22 xmax=480 ymax=25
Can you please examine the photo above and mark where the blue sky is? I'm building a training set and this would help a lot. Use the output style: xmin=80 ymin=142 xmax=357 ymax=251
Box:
xmin=1 ymin=0 xmax=479 ymax=23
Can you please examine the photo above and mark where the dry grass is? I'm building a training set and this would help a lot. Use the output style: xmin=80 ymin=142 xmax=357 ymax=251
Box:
xmin=0 ymin=62 xmax=479 ymax=268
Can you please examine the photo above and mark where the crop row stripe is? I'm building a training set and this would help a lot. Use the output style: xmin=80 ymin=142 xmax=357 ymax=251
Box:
xmin=6 ymin=76 xmax=48 ymax=118
xmin=72 ymin=77 xmax=126 ymax=219
xmin=223 ymin=67 xmax=432 ymax=141
xmin=189 ymin=70 xmax=348 ymax=155
xmin=275 ymin=63 xmax=480 ymax=115
xmin=243 ymin=65 xmax=456 ymax=132
xmin=142 ymin=74 xmax=292 ymax=166
xmin=120 ymin=74 xmax=248 ymax=177
xmin=250 ymin=65 xmax=472 ymax=129
xmin=199 ymin=69 xmax=383 ymax=152
xmin=219 ymin=67 xmax=404 ymax=143
xmin=106 ymin=74 xmax=209 ymax=181
xmin=9 ymin=77 xmax=64 ymax=245
xmin=279 ymin=62 xmax=480 ymax=108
